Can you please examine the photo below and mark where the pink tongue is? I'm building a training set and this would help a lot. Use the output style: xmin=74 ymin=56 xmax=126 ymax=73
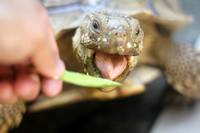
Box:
xmin=95 ymin=52 xmax=127 ymax=80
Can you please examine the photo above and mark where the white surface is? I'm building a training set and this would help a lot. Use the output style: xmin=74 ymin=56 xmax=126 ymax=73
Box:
xmin=151 ymin=103 xmax=200 ymax=133
xmin=194 ymin=35 xmax=200 ymax=51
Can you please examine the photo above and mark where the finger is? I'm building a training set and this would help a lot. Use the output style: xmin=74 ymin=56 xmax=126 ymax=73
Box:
xmin=31 ymin=22 xmax=65 ymax=79
xmin=0 ymin=80 xmax=18 ymax=104
xmin=14 ymin=69 xmax=40 ymax=101
xmin=41 ymin=78 xmax=63 ymax=97
xmin=0 ymin=65 xmax=13 ymax=78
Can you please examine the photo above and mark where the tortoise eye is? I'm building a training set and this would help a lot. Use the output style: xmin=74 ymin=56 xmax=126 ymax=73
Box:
xmin=91 ymin=20 xmax=100 ymax=33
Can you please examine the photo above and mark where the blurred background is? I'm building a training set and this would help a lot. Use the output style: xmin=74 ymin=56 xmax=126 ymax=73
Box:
xmin=11 ymin=0 xmax=200 ymax=133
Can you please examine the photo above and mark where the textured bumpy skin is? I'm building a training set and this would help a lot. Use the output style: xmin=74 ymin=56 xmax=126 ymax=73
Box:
xmin=0 ymin=102 xmax=25 ymax=133
xmin=160 ymin=44 xmax=200 ymax=98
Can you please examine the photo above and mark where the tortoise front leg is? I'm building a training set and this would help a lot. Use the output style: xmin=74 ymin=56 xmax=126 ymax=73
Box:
xmin=162 ymin=43 xmax=200 ymax=98
xmin=0 ymin=101 xmax=25 ymax=133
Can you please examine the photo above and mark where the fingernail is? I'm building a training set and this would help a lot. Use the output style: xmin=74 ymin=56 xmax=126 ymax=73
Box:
xmin=53 ymin=59 xmax=65 ymax=80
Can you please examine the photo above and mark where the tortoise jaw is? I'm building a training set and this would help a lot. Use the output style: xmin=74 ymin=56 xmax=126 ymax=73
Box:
xmin=94 ymin=51 xmax=128 ymax=80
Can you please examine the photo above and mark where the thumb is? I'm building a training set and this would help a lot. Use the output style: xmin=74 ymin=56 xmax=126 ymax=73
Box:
xmin=32 ymin=26 xmax=65 ymax=79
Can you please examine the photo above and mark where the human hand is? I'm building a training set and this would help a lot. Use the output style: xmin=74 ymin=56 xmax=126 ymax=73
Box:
xmin=0 ymin=0 xmax=65 ymax=103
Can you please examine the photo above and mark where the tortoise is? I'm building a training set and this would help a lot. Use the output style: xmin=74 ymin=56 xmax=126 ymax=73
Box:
xmin=0 ymin=0 xmax=199 ymax=132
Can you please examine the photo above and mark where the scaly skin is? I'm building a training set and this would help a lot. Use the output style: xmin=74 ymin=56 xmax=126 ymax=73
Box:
xmin=0 ymin=102 xmax=25 ymax=133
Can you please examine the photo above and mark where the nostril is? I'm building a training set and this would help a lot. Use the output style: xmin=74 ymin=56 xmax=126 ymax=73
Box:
xmin=114 ymin=32 xmax=126 ymax=37
xmin=113 ymin=30 xmax=127 ymax=37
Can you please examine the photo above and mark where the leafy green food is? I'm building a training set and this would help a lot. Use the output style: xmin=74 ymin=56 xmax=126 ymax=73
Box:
xmin=60 ymin=70 xmax=122 ymax=88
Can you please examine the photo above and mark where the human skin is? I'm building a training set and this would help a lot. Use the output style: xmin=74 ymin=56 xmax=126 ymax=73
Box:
xmin=0 ymin=0 xmax=65 ymax=103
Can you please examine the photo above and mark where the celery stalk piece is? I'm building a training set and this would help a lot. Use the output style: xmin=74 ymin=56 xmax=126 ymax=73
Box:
xmin=60 ymin=70 xmax=122 ymax=88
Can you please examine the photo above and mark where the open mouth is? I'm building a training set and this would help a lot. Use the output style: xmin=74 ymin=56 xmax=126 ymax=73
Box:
xmin=95 ymin=51 xmax=128 ymax=80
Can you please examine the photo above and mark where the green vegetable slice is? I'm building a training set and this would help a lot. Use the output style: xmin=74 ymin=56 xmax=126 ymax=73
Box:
xmin=60 ymin=70 xmax=122 ymax=88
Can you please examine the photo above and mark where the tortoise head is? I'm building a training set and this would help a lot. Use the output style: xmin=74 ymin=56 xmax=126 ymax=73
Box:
xmin=73 ymin=12 xmax=144 ymax=80
xmin=79 ymin=12 xmax=143 ymax=56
